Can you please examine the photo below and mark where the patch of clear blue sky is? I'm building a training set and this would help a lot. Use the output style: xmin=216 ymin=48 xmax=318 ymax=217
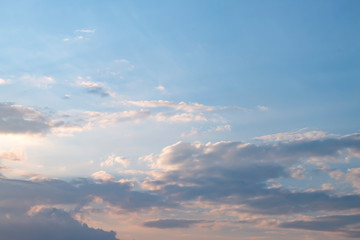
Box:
xmin=0 ymin=0 xmax=359 ymax=137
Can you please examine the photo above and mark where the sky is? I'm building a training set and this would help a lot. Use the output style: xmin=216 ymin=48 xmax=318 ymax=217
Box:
xmin=0 ymin=0 xmax=360 ymax=239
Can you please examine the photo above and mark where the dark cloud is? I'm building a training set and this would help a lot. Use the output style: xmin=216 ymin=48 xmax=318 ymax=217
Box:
xmin=86 ymin=86 xmax=111 ymax=97
xmin=0 ymin=178 xmax=172 ymax=215
xmin=145 ymin=135 xmax=360 ymax=216
xmin=0 ymin=208 xmax=118 ymax=240
xmin=0 ymin=103 xmax=50 ymax=134
xmin=143 ymin=219 xmax=206 ymax=229
xmin=280 ymin=214 xmax=360 ymax=238
xmin=78 ymin=81 xmax=112 ymax=97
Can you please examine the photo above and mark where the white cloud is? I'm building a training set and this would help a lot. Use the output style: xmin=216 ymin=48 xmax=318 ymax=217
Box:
xmin=154 ymin=112 xmax=207 ymax=122
xmin=156 ymin=85 xmax=166 ymax=91
xmin=101 ymin=154 xmax=130 ymax=168
xmin=257 ymin=105 xmax=270 ymax=111
xmin=0 ymin=78 xmax=9 ymax=85
xmin=254 ymin=129 xmax=328 ymax=142
xmin=64 ymin=29 xmax=95 ymax=42
xmin=124 ymin=100 xmax=216 ymax=113
xmin=181 ymin=128 xmax=198 ymax=138
xmin=76 ymin=29 xmax=96 ymax=34
xmin=215 ymin=124 xmax=231 ymax=132
xmin=91 ymin=171 xmax=115 ymax=182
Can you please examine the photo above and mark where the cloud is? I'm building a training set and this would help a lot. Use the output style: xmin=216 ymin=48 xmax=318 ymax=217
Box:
xmin=91 ymin=171 xmax=115 ymax=182
xmin=142 ymin=134 xmax=360 ymax=216
xmin=0 ymin=103 xmax=50 ymax=135
xmin=156 ymin=85 xmax=166 ymax=91
xmin=0 ymin=178 xmax=171 ymax=213
xmin=143 ymin=219 xmax=207 ymax=229
xmin=76 ymin=29 xmax=96 ymax=34
xmin=0 ymin=78 xmax=10 ymax=85
xmin=257 ymin=105 xmax=269 ymax=111
xmin=101 ymin=154 xmax=130 ymax=168
xmin=124 ymin=100 xmax=216 ymax=113
xmin=253 ymin=129 xmax=329 ymax=142
xmin=64 ymin=29 xmax=95 ymax=42
xmin=20 ymin=74 xmax=55 ymax=88
xmin=0 ymin=150 xmax=25 ymax=162
xmin=280 ymin=214 xmax=360 ymax=238
xmin=77 ymin=79 xmax=114 ymax=97
xmin=154 ymin=112 xmax=207 ymax=122
xmin=0 ymin=207 xmax=119 ymax=240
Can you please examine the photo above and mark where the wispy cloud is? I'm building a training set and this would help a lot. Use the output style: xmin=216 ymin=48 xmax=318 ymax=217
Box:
xmin=124 ymin=100 xmax=216 ymax=113
xmin=64 ymin=29 xmax=96 ymax=42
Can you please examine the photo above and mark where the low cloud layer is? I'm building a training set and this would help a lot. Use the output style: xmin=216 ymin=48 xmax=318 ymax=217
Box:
xmin=280 ymin=214 xmax=360 ymax=238
xmin=143 ymin=219 xmax=206 ymax=229
xmin=0 ymin=208 xmax=118 ymax=240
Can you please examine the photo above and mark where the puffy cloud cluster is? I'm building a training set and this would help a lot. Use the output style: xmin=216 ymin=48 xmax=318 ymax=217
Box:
xmin=140 ymin=134 xmax=360 ymax=236
xmin=0 ymin=103 xmax=50 ymax=135
xmin=0 ymin=208 xmax=118 ymax=240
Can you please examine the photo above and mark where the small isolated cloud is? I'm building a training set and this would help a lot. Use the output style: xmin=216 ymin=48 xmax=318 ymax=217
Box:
xmin=20 ymin=74 xmax=55 ymax=88
xmin=91 ymin=171 xmax=115 ymax=182
xmin=156 ymin=85 xmax=166 ymax=91
xmin=257 ymin=105 xmax=270 ymax=111
xmin=76 ymin=29 xmax=96 ymax=34
xmin=64 ymin=29 xmax=95 ymax=42
xmin=77 ymin=78 xmax=115 ymax=97
xmin=101 ymin=154 xmax=130 ymax=168
xmin=143 ymin=219 xmax=207 ymax=229
xmin=215 ymin=124 xmax=231 ymax=132
xmin=0 ymin=78 xmax=10 ymax=85
xmin=63 ymin=94 xmax=71 ymax=99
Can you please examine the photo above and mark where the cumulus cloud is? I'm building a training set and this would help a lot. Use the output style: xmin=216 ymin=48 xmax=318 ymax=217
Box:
xmin=143 ymin=219 xmax=207 ymax=229
xmin=257 ymin=105 xmax=269 ymax=111
xmin=142 ymin=134 xmax=360 ymax=216
xmin=0 ymin=103 xmax=50 ymax=135
xmin=0 ymin=207 xmax=118 ymax=240
xmin=101 ymin=154 xmax=130 ymax=168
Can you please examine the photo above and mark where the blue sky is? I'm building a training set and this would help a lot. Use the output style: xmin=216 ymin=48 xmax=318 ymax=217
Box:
xmin=0 ymin=1 xmax=360 ymax=240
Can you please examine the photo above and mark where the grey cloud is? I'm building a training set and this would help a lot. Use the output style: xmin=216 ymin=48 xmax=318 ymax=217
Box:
xmin=77 ymin=81 xmax=113 ymax=98
xmin=146 ymin=134 xmax=360 ymax=215
xmin=0 ymin=178 xmax=172 ymax=215
xmin=143 ymin=219 xmax=206 ymax=229
xmin=0 ymin=208 xmax=118 ymax=240
xmin=280 ymin=214 xmax=360 ymax=238
xmin=0 ymin=103 xmax=50 ymax=134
